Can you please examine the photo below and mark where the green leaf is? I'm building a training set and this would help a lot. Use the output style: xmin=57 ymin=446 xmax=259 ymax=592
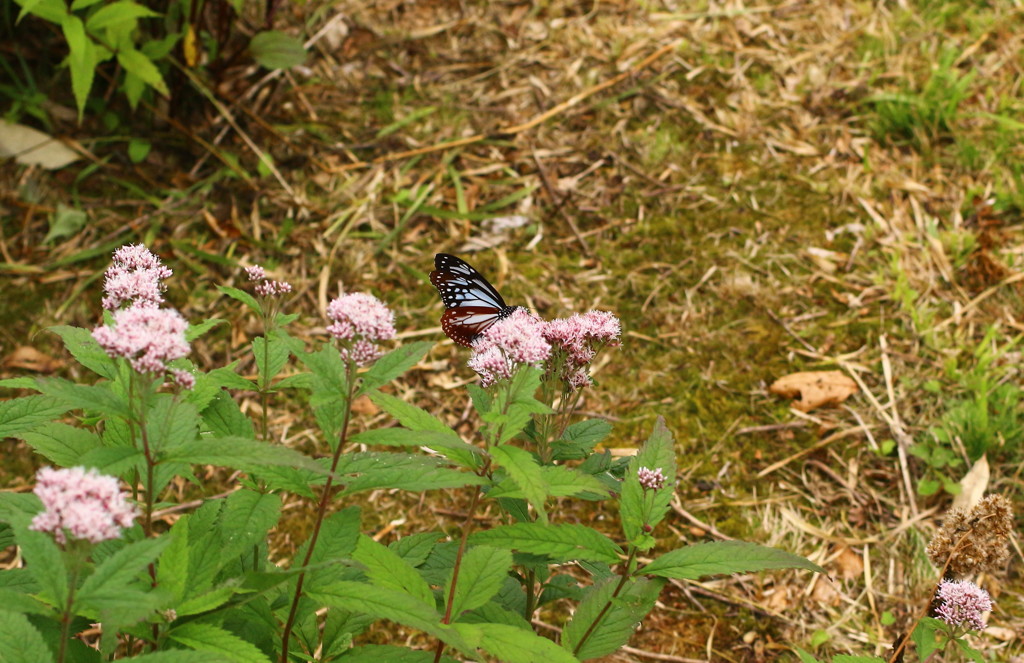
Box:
xmin=127 ymin=138 xmax=151 ymax=163
xmin=389 ymin=532 xmax=439 ymax=567
xmin=560 ymin=576 xmax=661 ymax=660
xmin=619 ymin=417 xmax=676 ymax=549
xmin=487 ymin=466 xmax=610 ymax=500
xmin=552 ymin=419 xmax=613 ymax=460
xmin=302 ymin=506 xmax=362 ymax=588
xmin=116 ymin=47 xmax=168 ymax=96
xmin=85 ymin=1 xmax=158 ymax=31
xmin=307 ymin=582 xmax=445 ymax=641
xmin=0 ymin=395 xmax=71 ymax=438
xmin=485 ymin=367 xmax=551 ymax=444
xmin=65 ymin=24 xmax=95 ymax=121
xmin=200 ymin=390 xmax=254 ymax=438
xmin=217 ymin=490 xmax=281 ymax=560
xmin=640 ymin=541 xmax=824 ymax=580
xmin=335 ymin=452 xmax=487 ymax=495
xmin=16 ymin=0 xmax=65 ymax=22
xmin=77 ymin=537 xmax=169 ymax=606
xmin=357 ymin=342 xmax=432 ymax=394
xmin=249 ymin=30 xmax=306 ymax=69
xmin=350 ymin=428 xmax=479 ymax=456
xmin=367 ymin=391 xmax=453 ymax=434
xmin=447 ymin=546 xmax=511 ymax=618
xmin=18 ymin=423 xmax=100 ymax=466
xmin=336 ymin=645 xmax=457 ymax=663
xmin=145 ymin=394 xmax=200 ymax=454
xmin=44 ymin=203 xmax=88 ymax=244
xmin=353 ymin=535 xmax=434 ymax=606
xmin=15 ymin=529 xmax=66 ymax=607
xmin=129 ymin=652 xmax=233 ymax=663
xmin=490 ymin=444 xmax=548 ymax=524
xmin=216 ymin=285 xmax=260 ymax=314
xmin=169 ymin=622 xmax=272 ymax=663
xmin=469 ymin=523 xmax=622 ymax=564
xmin=49 ymin=325 xmax=116 ymax=379
xmin=474 ymin=622 xmax=578 ymax=663
xmin=33 ymin=378 xmax=130 ymax=419
xmin=253 ymin=330 xmax=293 ymax=389
xmin=0 ymin=611 xmax=54 ymax=663
xmin=161 ymin=436 xmax=324 ymax=474
xmin=910 ymin=617 xmax=943 ymax=662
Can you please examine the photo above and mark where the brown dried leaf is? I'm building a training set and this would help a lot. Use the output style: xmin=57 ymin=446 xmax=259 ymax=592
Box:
xmin=951 ymin=454 xmax=989 ymax=512
xmin=3 ymin=346 xmax=63 ymax=373
xmin=832 ymin=545 xmax=864 ymax=581
xmin=351 ymin=395 xmax=380 ymax=416
xmin=769 ymin=370 xmax=858 ymax=412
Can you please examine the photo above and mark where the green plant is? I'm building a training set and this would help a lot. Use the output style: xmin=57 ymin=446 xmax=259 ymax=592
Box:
xmin=0 ymin=243 xmax=822 ymax=662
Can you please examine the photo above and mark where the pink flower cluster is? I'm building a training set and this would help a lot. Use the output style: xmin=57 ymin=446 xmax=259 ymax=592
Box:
xmin=468 ymin=309 xmax=551 ymax=387
xmin=326 ymin=293 xmax=396 ymax=366
xmin=637 ymin=466 xmax=667 ymax=491
xmin=543 ymin=310 xmax=621 ymax=389
xmin=29 ymin=467 xmax=137 ymax=544
xmin=246 ymin=265 xmax=293 ymax=298
xmin=935 ymin=579 xmax=993 ymax=631
xmin=101 ymin=244 xmax=173 ymax=310
xmin=92 ymin=305 xmax=192 ymax=387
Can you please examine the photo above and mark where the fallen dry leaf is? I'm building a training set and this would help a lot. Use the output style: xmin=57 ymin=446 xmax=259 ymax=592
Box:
xmin=952 ymin=454 xmax=989 ymax=512
xmin=832 ymin=545 xmax=864 ymax=581
xmin=3 ymin=346 xmax=63 ymax=373
xmin=350 ymin=395 xmax=380 ymax=416
xmin=769 ymin=370 xmax=858 ymax=412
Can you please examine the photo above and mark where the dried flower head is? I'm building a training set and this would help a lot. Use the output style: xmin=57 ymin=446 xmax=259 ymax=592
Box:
xmin=246 ymin=264 xmax=292 ymax=298
xmin=29 ymin=467 xmax=137 ymax=544
xmin=325 ymin=293 xmax=396 ymax=366
xmin=542 ymin=310 xmax=621 ymax=390
xmin=934 ymin=579 xmax=992 ymax=631
xmin=101 ymin=244 xmax=173 ymax=310
xmin=637 ymin=466 xmax=667 ymax=491
xmin=927 ymin=494 xmax=1014 ymax=578
xmin=92 ymin=305 xmax=190 ymax=378
xmin=467 ymin=308 xmax=551 ymax=386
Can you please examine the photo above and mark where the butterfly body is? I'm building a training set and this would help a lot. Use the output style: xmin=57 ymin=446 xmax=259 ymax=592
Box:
xmin=430 ymin=253 xmax=522 ymax=347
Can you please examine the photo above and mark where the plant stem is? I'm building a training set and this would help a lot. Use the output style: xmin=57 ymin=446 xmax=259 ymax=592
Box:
xmin=433 ymin=483 xmax=484 ymax=663
xmin=524 ymin=568 xmax=537 ymax=623
xmin=260 ymin=328 xmax=270 ymax=441
xmin=280 ymin=362 xmax=356 ymax=663
xmin=571 ymin=547 xmax=637 ymax=657
xmin=56 ymin=558 xmax=81 ymax=663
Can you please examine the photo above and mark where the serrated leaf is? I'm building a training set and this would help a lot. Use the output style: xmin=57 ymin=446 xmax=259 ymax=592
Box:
xmin=217 ymin=490 xmax=280 ymax=561
xmin=357 ymin=342 xmax=432 ymax=394
xmin=640 ymin=541 xmax=824 ymax=580
xmin=350 ymin=428 xmax=479 ymax=456
xmin=367 ymin=391 xmax=453 ymax=434
xmin=335 ymin=452 xmax=487 ymax=495
xmin=490 ymin=444 xmax=548 ymax=524
xmin=116 ymin=48 xmax=168 ymax=96
xmin=302 ymin=506 xmax=362 ymax=588
xmin=18 ymin=422 xmax=100 ymax=466
xmin=307 ymin=582 xmax=447 ymax=642
xmin=129 ymin=652 xmax=233 ymax=663
xmin=14 ymin=529 xmax=66 ymax=607
xmin=161 ymin=436 xmax=324 ymax=474
xmin=200 ymin=390 xmax=254 ymax=439
xmin=560 ymin=576 xmax=661 ymax=660
xmin=0 ymin=611 xmax=54 ymax=663
xmin=620 ymin=417 xmax=676 ymax=549
xmin=353 ymin=535 xmax=434 ymax=606
xmin=48 ymin=326 xmax=116 ymax=378
xmin=253 ymin=331 xmax=293 ymax=389
xmin=487 ymin=466 xmax=610 ymax=500
xmin=0 ymin=395 xmax=71 ymax=438
xmin=389 ymin=532 xmax=439 ymax=567
xmin=485 ymin=367 xmax=551 ymax=444
xmin=469 ymin=523 xmax=621 ymax=564
xmin=216 ymin=285 xmax=260 ymax=314
xmin=77 ymin=537 xmax=169 ymax=606
xmin=145 ymin=394 xmax=200 ymax=454
xmin=552 ymin=419 xmax=613 ymax=460
xmin=249 ymin=30 xmax=306 ymax=69
xmin=33 ymin=378 xmax=130 ymax=419
xmin=447 ymin=546 xmax=511 ymax=618
xmin=910 ymin=617 xmax=943 ymax=662
xmin=169 ymin=622 xmax=271 ymax=663
xmin=336 ymin=645 xmax=457 ymax=663
xmin=473 ymin=622 xmax=578 ymax=663
xmin=85 ymin=1 xmax=158 ymax=31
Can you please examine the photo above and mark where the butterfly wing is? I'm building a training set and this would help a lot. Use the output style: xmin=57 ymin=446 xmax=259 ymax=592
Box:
xmin=440 ymin=307 xmax=503 ymax=347
xmin=431 ymin=254 xmax=515 ymax=346
xmin=430 ymin=253 xmax=508 ymax=310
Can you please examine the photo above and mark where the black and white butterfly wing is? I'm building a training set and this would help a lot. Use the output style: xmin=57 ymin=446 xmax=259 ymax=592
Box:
xmin=430 ymin=253 xmax=517 ymax=347
xmin=430 ymin=253 xmax=508 ymax=310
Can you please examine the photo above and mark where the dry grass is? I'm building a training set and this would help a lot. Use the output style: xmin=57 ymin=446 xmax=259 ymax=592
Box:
xmin=2 ymin=0 xmax=1024 ymax=661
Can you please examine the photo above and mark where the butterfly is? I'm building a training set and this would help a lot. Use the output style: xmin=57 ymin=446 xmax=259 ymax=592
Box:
xmin=430 ymin=253 xmax=522 ymax=347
